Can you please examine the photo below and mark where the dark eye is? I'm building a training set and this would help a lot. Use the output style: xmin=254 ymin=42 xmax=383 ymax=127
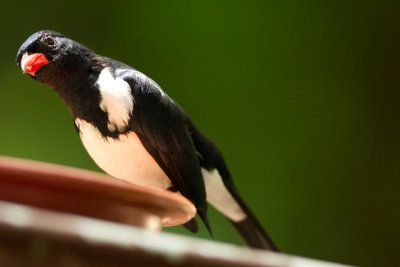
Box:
xmin=43 ymin=36 xmax=57 ymax=46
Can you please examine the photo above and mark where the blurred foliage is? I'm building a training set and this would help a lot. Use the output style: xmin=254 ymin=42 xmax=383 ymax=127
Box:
xmin=0 ymin=1 xmax=399 ymax=266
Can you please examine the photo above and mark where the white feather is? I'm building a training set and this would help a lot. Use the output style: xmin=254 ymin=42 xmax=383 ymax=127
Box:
xmin=20 ymin=52 xmax=30 ymax=73
xmin=96 ymin=68 xmax=133 ymax=132
xmin=202 ymin=168 xmax=246 ymax=222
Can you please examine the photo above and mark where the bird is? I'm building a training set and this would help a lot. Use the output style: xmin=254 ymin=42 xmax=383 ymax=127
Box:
xmin=16 ymin=30 xmax=278 ymax=251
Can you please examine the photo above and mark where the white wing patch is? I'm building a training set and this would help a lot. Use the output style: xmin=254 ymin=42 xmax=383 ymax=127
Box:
xmin=202 ymin=168 xmax=246 ymax=222
xmin=96 ymin=68 xmax=133 ymax=132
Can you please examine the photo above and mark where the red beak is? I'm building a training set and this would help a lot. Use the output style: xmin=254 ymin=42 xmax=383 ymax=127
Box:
xmin=20 ymin=53 xmax=49 ymax=76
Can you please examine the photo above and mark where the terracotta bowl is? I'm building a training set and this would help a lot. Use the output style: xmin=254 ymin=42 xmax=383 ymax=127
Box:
xmin=0 ymin=156 xmax=196 ymax=231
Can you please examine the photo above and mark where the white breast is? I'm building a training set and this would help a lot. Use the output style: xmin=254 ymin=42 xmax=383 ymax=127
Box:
xmin=76 ymin=119 xmax=171 ymax=190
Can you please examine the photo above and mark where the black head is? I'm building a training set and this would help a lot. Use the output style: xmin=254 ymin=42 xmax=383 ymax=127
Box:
xmin=16 ymin=30 xmax=109 ymax=122
xmin=16 ymin=30 xmax=98 ymax=89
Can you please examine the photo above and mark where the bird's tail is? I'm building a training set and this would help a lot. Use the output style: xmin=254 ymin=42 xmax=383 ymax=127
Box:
xmin=201 ymin=167 xmax=278 ymax=251
xmin=186 ymin=120 xmax=277 ymax=250
xmin=226 ymin=182 xmax=278 ymax=251
xmin=231 ymin=218 xmax=277 ymax=250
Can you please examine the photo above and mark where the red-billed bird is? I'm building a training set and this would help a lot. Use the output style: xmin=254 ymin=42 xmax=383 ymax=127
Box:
xmin=16 ymin=30 xmax=277 ymax=251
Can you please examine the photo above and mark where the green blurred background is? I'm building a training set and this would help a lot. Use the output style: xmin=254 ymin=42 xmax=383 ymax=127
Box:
xmin=1 ymin=1 xmax=399 ymax=266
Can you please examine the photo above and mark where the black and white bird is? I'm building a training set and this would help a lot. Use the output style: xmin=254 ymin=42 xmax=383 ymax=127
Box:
xmin=16 ymin=30 xmax=277 ymax=250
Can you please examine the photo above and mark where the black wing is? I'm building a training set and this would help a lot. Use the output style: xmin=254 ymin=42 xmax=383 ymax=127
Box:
xmin=117 ymin=68 xmax=210 ymax=232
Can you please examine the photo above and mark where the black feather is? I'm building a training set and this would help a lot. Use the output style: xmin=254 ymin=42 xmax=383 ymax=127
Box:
xmin=116 ymin=66 xmax=212 ymax=234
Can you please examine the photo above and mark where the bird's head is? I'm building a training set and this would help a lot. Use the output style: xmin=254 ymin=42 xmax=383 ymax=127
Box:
xmin=16 ymin=30 xmax=96 ymax=89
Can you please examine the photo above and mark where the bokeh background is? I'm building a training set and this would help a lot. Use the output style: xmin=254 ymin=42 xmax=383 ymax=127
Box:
xmin=1 ymin=1 xmax=399 ymax=266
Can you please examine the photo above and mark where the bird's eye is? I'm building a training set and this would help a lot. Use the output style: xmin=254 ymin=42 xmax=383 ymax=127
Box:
xmin=43 ymin=36 xmax=57 ymax=46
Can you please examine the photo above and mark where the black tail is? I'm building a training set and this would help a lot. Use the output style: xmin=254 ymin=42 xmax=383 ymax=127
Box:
xmin=225 ymin=181 xmax=278 ymax=251
xmin=187 ymin=120 xmax=278 ymax=250
xmin=231 ymin=218 xmax=278 ymax=251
